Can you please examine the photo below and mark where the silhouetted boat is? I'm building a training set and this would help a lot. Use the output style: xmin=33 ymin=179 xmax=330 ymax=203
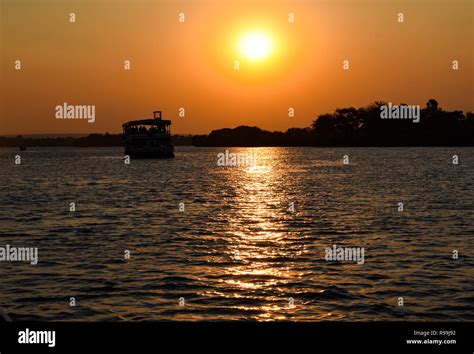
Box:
xmin=123 ymin=111 xmax=174 ymax=158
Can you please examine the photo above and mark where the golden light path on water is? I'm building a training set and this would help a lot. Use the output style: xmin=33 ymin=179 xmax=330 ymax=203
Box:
xmin=197 ymin=148 xmax=334 ymax=321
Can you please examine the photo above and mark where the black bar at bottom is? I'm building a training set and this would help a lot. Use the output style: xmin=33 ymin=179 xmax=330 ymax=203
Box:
xmin=1 ymin=322 xmax=472 ymax=353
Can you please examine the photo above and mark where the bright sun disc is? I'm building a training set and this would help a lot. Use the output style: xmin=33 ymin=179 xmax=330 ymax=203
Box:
xmin=239 ymin=32 xmax=273 ymax=61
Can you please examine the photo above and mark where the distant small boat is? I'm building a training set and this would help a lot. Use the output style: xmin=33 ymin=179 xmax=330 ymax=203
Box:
xmin=123 ymin=111 xmax=175 ymax=158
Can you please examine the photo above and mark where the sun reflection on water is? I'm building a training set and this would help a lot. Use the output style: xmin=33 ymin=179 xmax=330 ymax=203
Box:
xmin=214 ymin=148 xmax=314 ymax=320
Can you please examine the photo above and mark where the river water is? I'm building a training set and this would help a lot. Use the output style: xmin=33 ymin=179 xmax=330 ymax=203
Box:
xmin=0 ymin=146 xmax=473 ymax=321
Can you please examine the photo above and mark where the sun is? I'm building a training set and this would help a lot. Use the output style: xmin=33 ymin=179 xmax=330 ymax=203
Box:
xmin=238 ymin=31 xmax=274 ymax=61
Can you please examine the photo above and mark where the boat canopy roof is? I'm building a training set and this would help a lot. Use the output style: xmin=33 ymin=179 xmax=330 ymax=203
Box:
xmin=123 ymin=118 xmax=171 ymax=128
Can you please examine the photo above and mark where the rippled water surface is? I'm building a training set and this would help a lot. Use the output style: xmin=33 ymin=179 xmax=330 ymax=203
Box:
xmin=1 ymin=147 xmax=473 ymax=321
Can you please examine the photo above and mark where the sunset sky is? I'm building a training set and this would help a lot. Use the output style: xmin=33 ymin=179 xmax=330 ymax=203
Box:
xmin=1 ymin=0 xmax=473 ymax=135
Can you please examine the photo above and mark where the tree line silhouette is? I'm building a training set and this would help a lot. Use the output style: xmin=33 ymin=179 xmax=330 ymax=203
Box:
xmin=193 ymin=99 xmax=474 ymax=147
xmin=1 ymin=100 xmax=472 ymax=147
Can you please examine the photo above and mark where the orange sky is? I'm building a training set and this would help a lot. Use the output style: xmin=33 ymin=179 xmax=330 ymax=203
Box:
xmin=1 ymin=0 xmax=473 ymax=135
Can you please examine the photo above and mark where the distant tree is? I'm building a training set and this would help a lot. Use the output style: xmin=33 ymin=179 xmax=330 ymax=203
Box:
xmin=426 ymin=99 xmax=439 ymax=111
